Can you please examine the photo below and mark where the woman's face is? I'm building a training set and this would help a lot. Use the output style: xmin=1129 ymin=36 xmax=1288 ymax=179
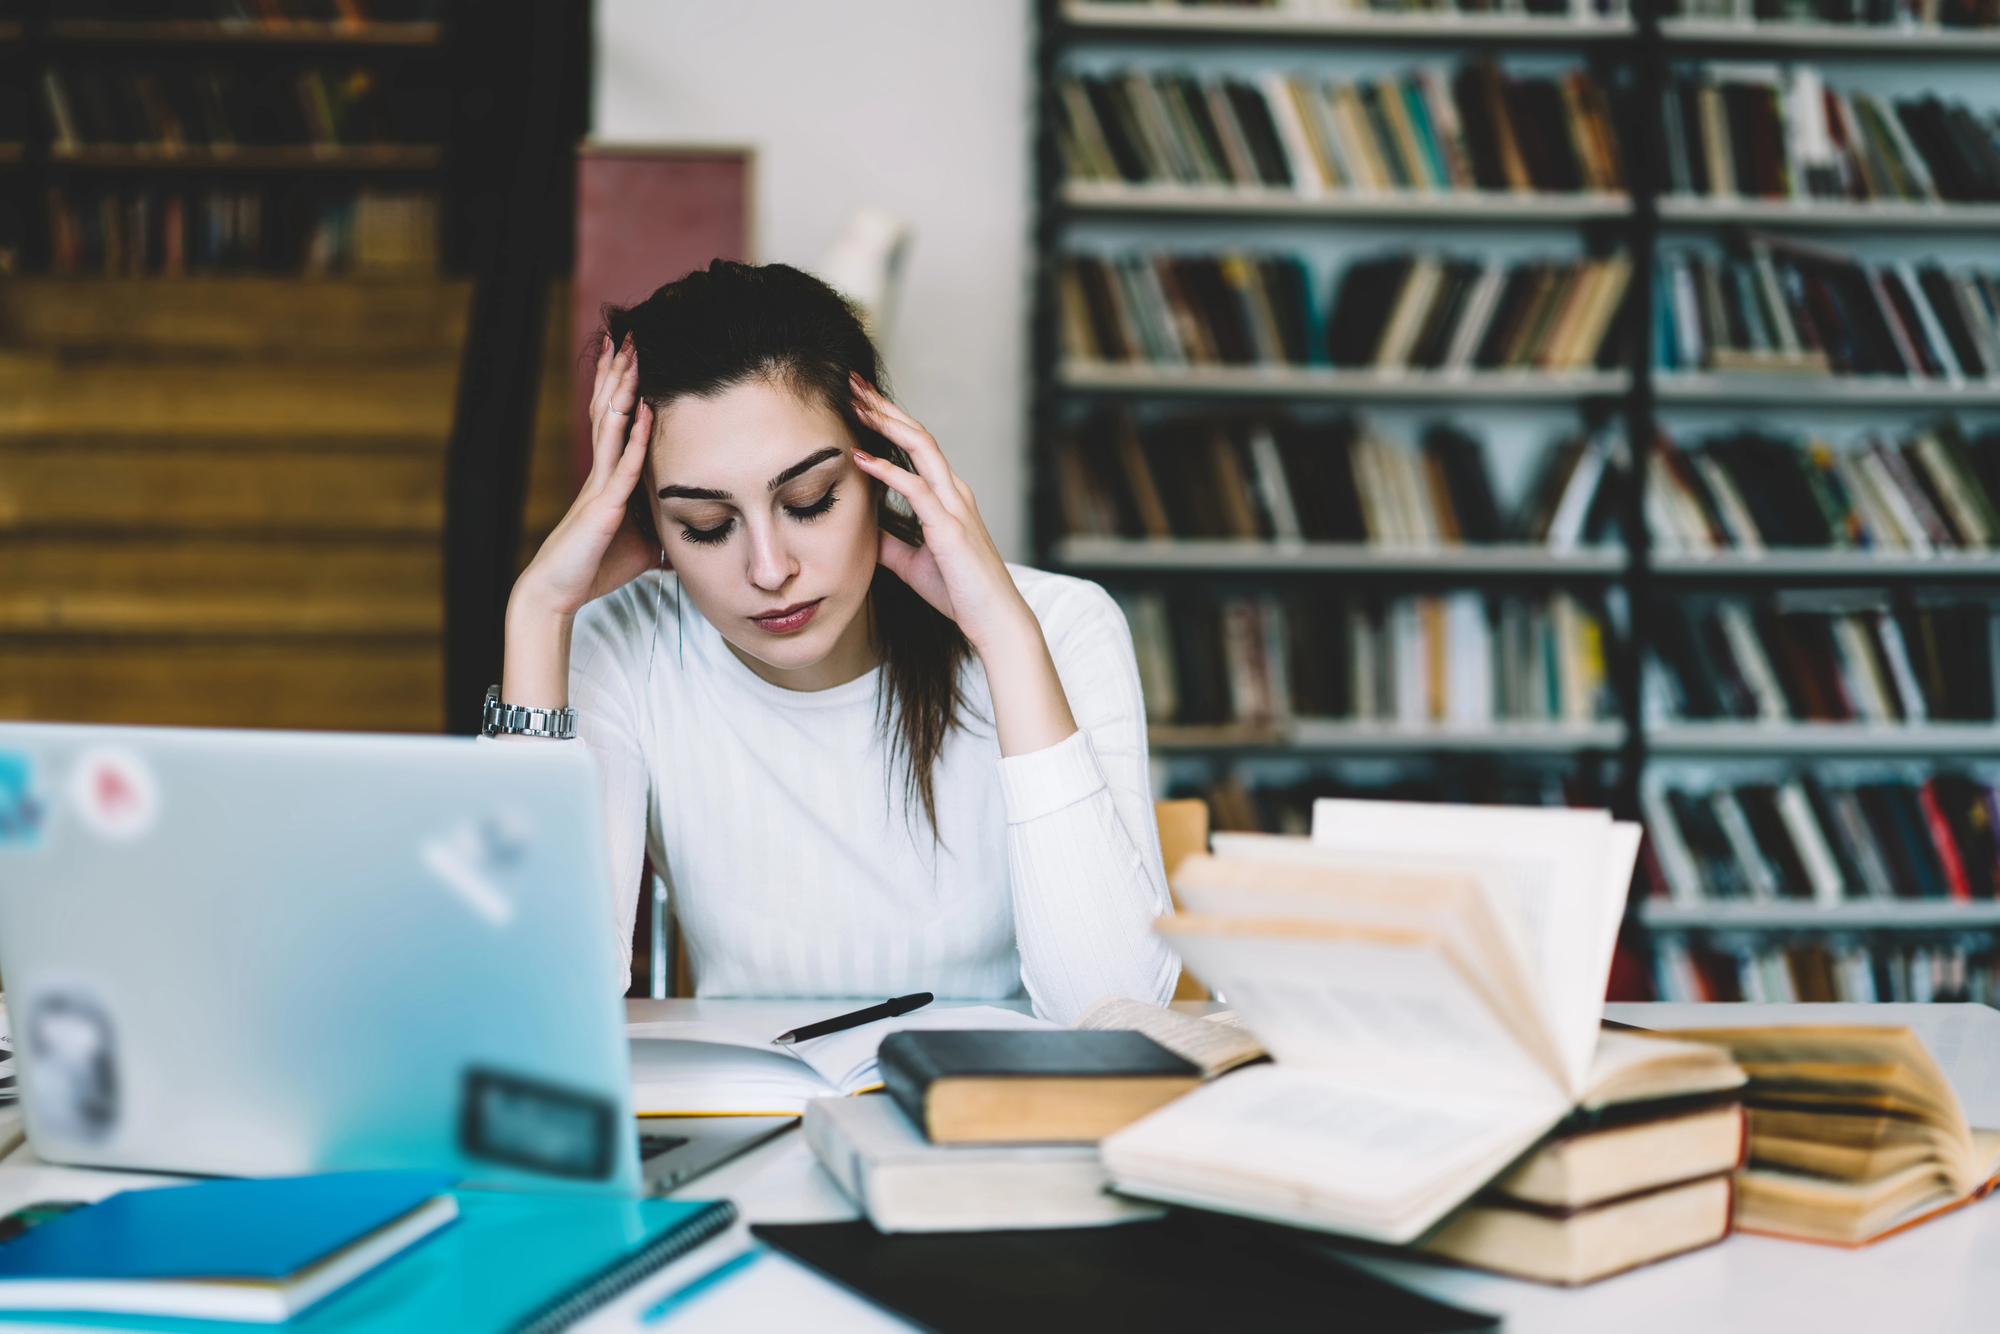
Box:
xmin=646 ymin=377 xmax=881 ymax=689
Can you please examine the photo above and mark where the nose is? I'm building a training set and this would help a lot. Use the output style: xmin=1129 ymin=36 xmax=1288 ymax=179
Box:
xmin=745 ymin=517 xmax=797 ymax=593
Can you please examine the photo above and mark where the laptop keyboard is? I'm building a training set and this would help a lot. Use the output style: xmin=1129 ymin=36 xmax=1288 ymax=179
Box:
xmin=638 ymin=1132 xmax=691 ymax=1162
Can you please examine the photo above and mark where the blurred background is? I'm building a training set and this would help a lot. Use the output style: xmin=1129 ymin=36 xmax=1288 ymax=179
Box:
xmin=6 ymin=0 xmax=2000 ymax=1005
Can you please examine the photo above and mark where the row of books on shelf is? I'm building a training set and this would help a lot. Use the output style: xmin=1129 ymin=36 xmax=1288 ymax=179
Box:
xmin=1092 ymin=0 xmax=1998 ymax=28
xmin=1643 ymin=765 xmax=2000 ymax=904
xmin=1670 ymin=0 xmax=1999 ymax=28
xmin=1660 ymin=67 xmax=2000 ymax=206
xmin=1120 ymin=586 xmax=1613 ymax=726
xmin=1181 ymin=767 xmax=1583 ymax=838
xmin=36 ymin=1 xmax=442 ymax=23
xmin=1056 ymin=57 xmax=1624 ymax=197
xmin=1061 ymin=249 xmax=1631 ymax=373
xmin=39 ymin=62 xmax=445 ymax=154
xmin=1652 ymin=932 xmax=1997 ymax=1005
xmin=1058 ymin=409 xmax=1618 ymax=547
xmin=1648 ymin=420 xmax=2000 ymax=553
xmin=1653 ymin=236 xmax=2000 ymax=381
xmin=1647 ymin=590 xmax=1998 ymax=724
xmin=43 ymin=183 xmax=435 ymax=275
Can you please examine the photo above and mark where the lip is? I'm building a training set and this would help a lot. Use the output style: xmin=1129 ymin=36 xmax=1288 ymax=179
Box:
xmin=749 ymin=598 xmax=823 ymax=635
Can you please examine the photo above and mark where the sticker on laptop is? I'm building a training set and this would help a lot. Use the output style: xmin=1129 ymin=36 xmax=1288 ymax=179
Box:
xmin=460 ymin=1068 xmax=615 ymax=1180
xmin=67 ymin=748 xmax=158 ymax=841
xmin=0 ymin=753 xmax=46 ymax=849
xmin=22 ymin=984 xmax=120 ymax=1144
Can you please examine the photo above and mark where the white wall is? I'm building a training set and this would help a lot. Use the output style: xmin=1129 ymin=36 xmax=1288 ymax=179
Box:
xmin=593 ymin=0 xmax=1034 ymax=558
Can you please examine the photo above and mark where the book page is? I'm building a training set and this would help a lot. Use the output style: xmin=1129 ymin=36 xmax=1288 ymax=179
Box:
xmin=1160 ymin=920 xmax=1560 ymax=1102
xmin=1101 ymin=1064 xmax=1566 ymax=1242
xmin=1069 ymin=995 xmax=1266 ymax=1076
xmin=1309 ymin=800 xmax=1637 ymax=1098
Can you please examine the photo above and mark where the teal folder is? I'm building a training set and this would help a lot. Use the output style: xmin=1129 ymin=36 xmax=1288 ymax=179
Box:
xmin=0 ymin=1190 xmax=735 ymax=1332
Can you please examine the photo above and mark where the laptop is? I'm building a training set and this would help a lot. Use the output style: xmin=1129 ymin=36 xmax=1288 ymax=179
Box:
xmin=0 ymin=722 xmax=789 ymax=1195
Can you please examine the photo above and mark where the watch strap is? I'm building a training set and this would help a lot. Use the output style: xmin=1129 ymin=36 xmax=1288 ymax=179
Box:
xmin=482 ymin=685 xmax=577 ymax=740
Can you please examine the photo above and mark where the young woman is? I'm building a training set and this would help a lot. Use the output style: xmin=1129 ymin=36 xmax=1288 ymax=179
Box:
xmin=499 ymin=260 xmax=1176 ymax=1023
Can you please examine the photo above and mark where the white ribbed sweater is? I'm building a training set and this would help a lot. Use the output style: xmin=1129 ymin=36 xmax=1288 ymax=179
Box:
xmin=566 ymin=564 xmax=1178 ymax=1023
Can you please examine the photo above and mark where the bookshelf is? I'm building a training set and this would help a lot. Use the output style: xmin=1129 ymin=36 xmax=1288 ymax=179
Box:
xmin=1030 ymin=0 xmax=2000 ymax=1005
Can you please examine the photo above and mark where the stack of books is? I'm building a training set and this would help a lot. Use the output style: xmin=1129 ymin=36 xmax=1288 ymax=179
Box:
xmin=1061 ymin=248 xmax=1631 ymax=373
xmin=1654 ymin=233 xmax=2000 ymax=381
xmin=1647 ymin=421 xmax=2000 ymax=554
xmin=1644 ymin=766 xmax=2000 ymax=904
xmin=1658 ymin=65 xmax=2000 ymax=205
xmin=1058 ymin=411 xmax=1618 ymax=548
xmin=1120 ymin=587 xmax=1614 ymax=729
xmin=1646 ymin=590 xmax=1998 ymax=723
xmin=1056 ymin=56 xmax=1625 ymax=197
xmin=805 ymin=1001 xmax=1264 ymax=1233
xmin=1095 ymin=803 xmax=1761 ymax=1285
xmin=1658 ymin=1022 xmax=2000 ymax=1245
xmin=1651 ymin=928 xmax=1997 ymax=1004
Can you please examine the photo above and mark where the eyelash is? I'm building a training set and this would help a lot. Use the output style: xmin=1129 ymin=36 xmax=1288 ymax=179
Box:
xmin=674 ymin=485 xmax=839 ymax=547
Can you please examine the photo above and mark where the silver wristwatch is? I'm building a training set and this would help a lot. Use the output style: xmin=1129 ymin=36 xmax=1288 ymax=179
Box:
xmin=482 ymin=685 xmax=577 ymax=739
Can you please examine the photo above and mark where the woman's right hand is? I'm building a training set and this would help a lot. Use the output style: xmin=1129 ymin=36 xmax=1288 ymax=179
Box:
xmin=515 ymin=334 xmax=660 ymax=620
xmin=502 ymin=335 xmax=658 ymax=710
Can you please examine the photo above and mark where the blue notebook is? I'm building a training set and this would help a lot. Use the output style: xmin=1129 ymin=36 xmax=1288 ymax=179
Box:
xmin=0 ymin=1173 xmax=459 ymax=1322
xmin=0 ymin=1187 xmax=736 ymax=1332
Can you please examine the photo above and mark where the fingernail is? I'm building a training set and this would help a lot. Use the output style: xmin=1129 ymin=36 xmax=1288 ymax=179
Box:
xmin=853 ymin=448 xmax=874 ymax=462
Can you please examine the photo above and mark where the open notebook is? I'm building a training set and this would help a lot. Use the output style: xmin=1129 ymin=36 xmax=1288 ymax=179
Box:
xmin=1101 ymin=800 xmax=1746 ymax=1244
xmin=628 ymin=1007 xmax=1055 ymax=1116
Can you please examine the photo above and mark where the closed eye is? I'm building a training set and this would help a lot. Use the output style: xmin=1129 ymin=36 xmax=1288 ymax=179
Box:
xmin=785 ymin=484 xmax=838 ymax=522
xmin=678 ymin=519 xmax=734 ymax=547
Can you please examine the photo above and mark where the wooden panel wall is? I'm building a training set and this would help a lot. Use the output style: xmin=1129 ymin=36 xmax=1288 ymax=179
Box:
xmin=0 ymin=277 xmax=578 ymax=732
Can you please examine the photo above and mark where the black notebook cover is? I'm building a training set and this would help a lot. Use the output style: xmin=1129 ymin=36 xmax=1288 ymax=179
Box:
xmin=753 ymin=1213 xmax=1498 ymax=1334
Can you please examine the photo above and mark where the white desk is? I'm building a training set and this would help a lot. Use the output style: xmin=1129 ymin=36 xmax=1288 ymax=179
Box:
xmin=3 ymin=999 xmax=1999 ymax=1331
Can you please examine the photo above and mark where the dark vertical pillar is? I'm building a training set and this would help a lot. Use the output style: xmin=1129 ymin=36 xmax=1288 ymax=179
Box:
xmin=440 ymin=0 xmax=589 ymax=735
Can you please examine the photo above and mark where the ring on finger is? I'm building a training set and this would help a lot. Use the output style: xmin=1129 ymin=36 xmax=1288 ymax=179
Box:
xmin=606 ymin=407 xmax=630 ymax=416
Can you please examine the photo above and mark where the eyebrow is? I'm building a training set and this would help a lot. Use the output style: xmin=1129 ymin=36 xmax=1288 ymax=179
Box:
xmin=657 ymin=446 xmax=845 ymax=501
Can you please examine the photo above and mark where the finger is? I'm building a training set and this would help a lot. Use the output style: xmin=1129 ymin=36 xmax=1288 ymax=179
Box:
xmin=589 ymin=333 xmax=625 ymax=420
xmin=589 ymin=349 xmax=643 ymax=477
xmin=850 ymin=375 xmax=961 ymax=504
xmin=853 ymin=447 xmax=959 ymax=536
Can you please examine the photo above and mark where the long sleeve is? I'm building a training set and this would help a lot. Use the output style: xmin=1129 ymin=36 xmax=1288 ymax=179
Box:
xmin=998 ymin=577 xmax=1179 ymax=1023
xmin=569 ymin=585 xmax=657 ymax=987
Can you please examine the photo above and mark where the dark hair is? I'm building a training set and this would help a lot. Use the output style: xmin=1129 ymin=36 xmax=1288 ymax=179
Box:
xmin=603 ymin=260 xmax=970 ymax=835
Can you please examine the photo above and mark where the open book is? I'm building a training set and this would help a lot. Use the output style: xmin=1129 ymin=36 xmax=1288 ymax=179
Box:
xmin=1609 ymin=1002 xmax=2000 ymax=1245
xmin=1100 ymin=799 xmax=1741 ymax=1244
xmin=627 ymin=1007 xmax=1054 ymax=1116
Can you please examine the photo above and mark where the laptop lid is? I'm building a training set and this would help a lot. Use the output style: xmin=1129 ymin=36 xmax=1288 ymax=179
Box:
xmin=0 ymin=723 xmax=640 ymax=1195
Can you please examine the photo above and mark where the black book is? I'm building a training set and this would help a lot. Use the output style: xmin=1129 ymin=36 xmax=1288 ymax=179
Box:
xmin=1074 ymin=412 xmax=1145 ymax=539
xmin=1325 ymin=256 xmax=1415 ymax=367
xmin=1921 ymin=602 xmax=1997 ymax=720
xmin=1802 ymin=774 xmax=1865 ymax=899
xmin=1471 ymin=263 xmax=1544 ymax=370
xmin=1223 ymin=80 xmax=1293 ymax=188
xmin=1258 ymin=257 xmax=1313 ymax=365
xmin=1862 ymin=783 xmax=1946 ymax=899
xmin=1080 ymin=76 xmax=1149 ymax=183
xmin=753 ymin=1213 xmax=1499 ymax=1334
xmin=1719 ymin=83 xmax=1766 ymax=197
xmin=1877 ymin=268 xmax=1948 ymax=378
xmin=1452 ymin=64 xmax=1508 ymax=191
xmin=1143 ymin=419 xmax=1222 ymax=538
xmin=1285 ymin=591 xmax=1350 ymax=717
xmin=1069 ymin=258 xmax=1131 ymax=362
xmin=1407 ymin=259 xmax=1482 ymax=370
xmin=1707 ymin=434 xmax=1832 ymax=547
xmin=1422 ymin=425 xmax=1503 ymax=544
xmin=1651 ymin=602 xmax=1723 ymax=718
xmin=1676 ymin=81 xmax=1712 ymax=196
xmin=1668 ymin=789 xmax=1749 ymax=899
xmin=878 ymin=1030 xmax=1200 ymax=1145
xmin=1174 ymin=258 xmax=1257 ymax=365
xmin=1737 ymin=784 xmax=1816 ymax=899
xmin=1895 ymin=98 xmax=1974 ymax=202
xmin=1508 ymin=79 xmax=1582 ymax=193
xmin=1931 ymin=772 xmax=2000 ymax=900
xmin=1916 ymin=267 xmax=1986 ymax=378
xmin=1273 ymin=418 xmax=1366 ymax=542
xmin=1941 ymin=103 xmax=2000 ymax=203
xmin=1167 ymin=592 xmax=1230 ymax=724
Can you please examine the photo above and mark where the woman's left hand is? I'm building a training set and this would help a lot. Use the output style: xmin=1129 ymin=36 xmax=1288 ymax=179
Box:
xmin=849 ymin=375 xmax=1078 ymax=756
xmin=848 ymin=375 xmax=1034 ymax=656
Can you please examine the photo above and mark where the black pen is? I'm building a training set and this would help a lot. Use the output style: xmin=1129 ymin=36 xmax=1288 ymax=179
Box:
xmin=773 ymin=992 xmax=934 ymax=1045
